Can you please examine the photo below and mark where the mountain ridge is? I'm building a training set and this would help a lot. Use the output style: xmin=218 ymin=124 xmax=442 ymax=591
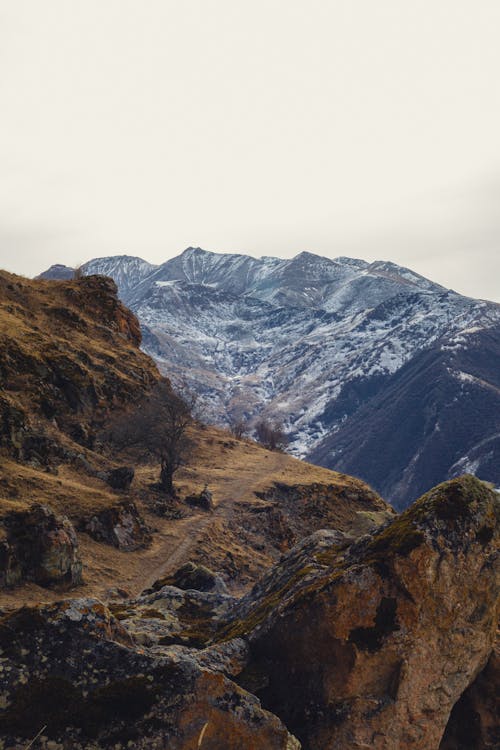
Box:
xmin=38 ymin=248 xmax=500 ymax=507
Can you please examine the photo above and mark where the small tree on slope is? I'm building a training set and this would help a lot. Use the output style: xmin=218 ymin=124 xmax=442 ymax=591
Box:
xmin=109 ymin=380 xmax=194 ymax=494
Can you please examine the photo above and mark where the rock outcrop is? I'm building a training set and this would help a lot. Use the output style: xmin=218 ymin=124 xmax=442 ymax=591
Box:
xmin=81 ymin=501 xmax=151 ymax=551
xmin=147 ymin=561 xmax=228 ymax=594
xmin=105 ymin=465 xmax=135 ymax=491
xmin=0 ymin=504 xmax=82 ymax=588
xmin=0 ymin=476 xmax=497 ymax=749
xmin=0 ymin=270 xmax=160 ymax=464
xmin=216 ymin=475 xmax=499 ymax=749
xmin=255 ymin=480 xmax=393 ymax=541
xmin=186 ymin=487 xmax=214 ymax=511
xmin=0 ymin=599 xmax=300 ymax=749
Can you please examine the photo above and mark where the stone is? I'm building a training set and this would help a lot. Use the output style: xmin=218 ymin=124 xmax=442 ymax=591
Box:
xmin=185 ymin=487 xmax=214 ymax=511
xmin=105 ymin=465 xmax=135 ymax=491
xmin=1 ymin=504 xmax=82 ymax=588
xmin=215 ymin=476 xmax=499 ymax=750
xmin=0 ymin=598 xmax=300 ymax=749
xmin=147 ymin=561 xmax=228 ymax=595
xmin=82 ymin=501 xmax=151 ymax=551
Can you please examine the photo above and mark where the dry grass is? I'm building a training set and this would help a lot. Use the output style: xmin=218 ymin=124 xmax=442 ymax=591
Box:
xmin=0 ymin=270 xmax=390 ymax=608
xmin=0 ymin=423 xmax=390 ymax=607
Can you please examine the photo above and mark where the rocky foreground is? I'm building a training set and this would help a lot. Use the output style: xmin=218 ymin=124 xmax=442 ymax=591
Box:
xmin=0 ymin=475 xmax=498 ymax=749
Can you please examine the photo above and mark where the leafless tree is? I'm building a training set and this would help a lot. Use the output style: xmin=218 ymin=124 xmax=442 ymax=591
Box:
xmin=254 ymin=419 xmax=288 ymax=451
xmin=109 ymin=380 xmax=194 ymax=494
xmin=228 ymin=415 xmax=247 ymax=439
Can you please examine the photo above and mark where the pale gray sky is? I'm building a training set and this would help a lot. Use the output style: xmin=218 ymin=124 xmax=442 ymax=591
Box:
xmin=1 ymin=0 xmax=499 ymax=301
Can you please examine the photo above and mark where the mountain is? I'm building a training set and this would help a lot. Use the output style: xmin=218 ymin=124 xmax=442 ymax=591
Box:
xmin=2 ymin=269 xmax=499 ymax=749
xmin=0 ymin=269 xmax=389 ymax=600
xmin=39 ymin=248 xmax=500 ymax=507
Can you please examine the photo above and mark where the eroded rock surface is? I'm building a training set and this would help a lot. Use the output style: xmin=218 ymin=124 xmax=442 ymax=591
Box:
xmin=216 ymin=476 xmax=500 ymax=750
xmin=440 ymin=641 xmax=500 ymax=750
xmin=0 ymin=476 xmax=497 ymax=749
xmin=0 ymin=504 xmax=82 ymax=588
xmin=0 ymin=598 xmax=300 ymax=749
xmin=81 ymin=501 xmax=151 ymax=551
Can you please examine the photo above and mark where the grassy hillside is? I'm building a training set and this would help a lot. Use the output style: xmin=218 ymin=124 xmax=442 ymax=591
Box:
xmin=0 ymin=270 xmax=392 ymax=607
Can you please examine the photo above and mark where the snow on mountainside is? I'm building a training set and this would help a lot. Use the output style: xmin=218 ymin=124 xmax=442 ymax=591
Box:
xmin=82 ymin=255 xmax=158 ymax=299
xmin=37 ymin=247 xmax=500 ymax=507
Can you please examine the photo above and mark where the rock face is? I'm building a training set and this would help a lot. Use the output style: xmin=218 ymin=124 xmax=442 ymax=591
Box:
xmin=81 ymin=501 xmax=151 ymax=551
xmin=216 ymin=476 xmax=499 ymax=749
xmin=0 ymin=504 xmax=82 ymax=588
xmin=0 ymin=599 xmax=300 ymax=749
xmin=440 ymin=644 xmax=500 ymax=750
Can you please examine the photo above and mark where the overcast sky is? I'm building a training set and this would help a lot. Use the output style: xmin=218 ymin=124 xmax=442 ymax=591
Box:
xmin=1 ymin=1 xmax=499 ymax=301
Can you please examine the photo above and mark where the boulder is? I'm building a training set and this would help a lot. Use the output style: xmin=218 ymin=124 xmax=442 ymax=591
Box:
xmin=215 ymin=476 xmax=499 ymax=750
xmin=111 ymin=582 xmax=236 ymax=649
xmin=1 ymin=504 xmax=82 ymax=588
xmin=147 ymin=561 xmax=228 ymax=594
xmin=0 ymin=598 xmax=300 ymax=749
xmin=186 ymin=487 xmax=214 ymax=511
xmin=105 ymin=465 xmax=135 ymax=491
xmin=82 ymin=501 xmax=151 ymax=551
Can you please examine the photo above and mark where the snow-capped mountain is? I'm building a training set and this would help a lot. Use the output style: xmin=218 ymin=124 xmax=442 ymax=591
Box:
xmin=38 ymin=247 xmax=500 ymax=507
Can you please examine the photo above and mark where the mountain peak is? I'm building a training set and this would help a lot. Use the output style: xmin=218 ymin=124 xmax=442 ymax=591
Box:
xmin=180 ymin=246 xmax=209 ymax=256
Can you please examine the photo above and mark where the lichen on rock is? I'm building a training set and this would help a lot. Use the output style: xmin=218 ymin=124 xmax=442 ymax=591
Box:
xmin=0 ymin=504 xmax=82 ymax=589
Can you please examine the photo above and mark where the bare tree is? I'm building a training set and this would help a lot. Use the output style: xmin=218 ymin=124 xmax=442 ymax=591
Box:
xmin=109 ymin=380 xmax=194 ymax=494
xmin=254 ymin=419 xmax=288 ymax=451
xmin=228 ymin=415 xmax=247 ymax=440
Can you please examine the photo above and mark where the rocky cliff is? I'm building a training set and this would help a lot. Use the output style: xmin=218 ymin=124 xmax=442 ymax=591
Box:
xmin=0 ymin=270 xmax=159 ymax=457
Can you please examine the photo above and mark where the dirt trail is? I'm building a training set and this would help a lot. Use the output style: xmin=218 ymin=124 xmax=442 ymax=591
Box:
xmin=135 ymin=451 xmax=290 ymax=594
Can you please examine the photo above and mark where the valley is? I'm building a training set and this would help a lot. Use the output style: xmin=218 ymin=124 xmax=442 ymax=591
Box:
xmin=40 ymin=247 xmax=500 ymax=507
xmin=0 ymin=268 xmax=497 ymax=750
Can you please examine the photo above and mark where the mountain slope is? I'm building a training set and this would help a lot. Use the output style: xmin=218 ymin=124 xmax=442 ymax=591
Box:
xmin=1 ymin=269 xmax=390 ymax=606
xmin=39 ymin=248 xmax=500 ymax=506
xmin=310 ymin=327 xmax=500 ymax=509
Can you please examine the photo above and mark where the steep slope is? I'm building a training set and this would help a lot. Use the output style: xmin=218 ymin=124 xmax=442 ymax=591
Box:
xmin=310 ymin=327 xmax=500 ymax=509
xmin=38 ymin=248 xmax=500 ymax=506
xmin=0 ymin=270 xmax=159 ymax=454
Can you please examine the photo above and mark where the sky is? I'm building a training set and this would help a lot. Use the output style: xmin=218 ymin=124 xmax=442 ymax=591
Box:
xmin=0 ymin=0 xmax=499 ymax=302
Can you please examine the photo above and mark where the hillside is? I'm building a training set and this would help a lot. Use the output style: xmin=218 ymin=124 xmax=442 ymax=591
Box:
xmin=0 ymin=270 xmax=391 ymax=607
xmin=40 ymin=247 xmax=500 ymax=506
